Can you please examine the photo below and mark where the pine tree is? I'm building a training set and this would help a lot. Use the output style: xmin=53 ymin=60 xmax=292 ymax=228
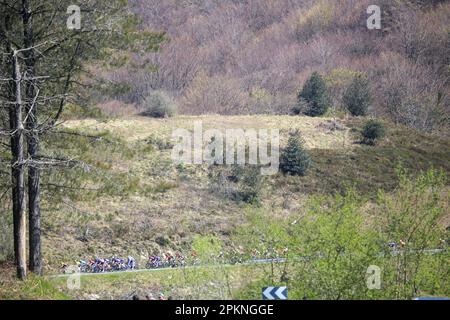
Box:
xmin=298 ymin=72 xmax=330 ymax=117
xmin=0 ymin=0 xmax=163 ymax=278
xmin=361 ymin=120 xmax=385 ymax=145
xmin=280 ymin=130 xmax=311 ymax=176
xmin=343 ymin=76 xmax=371 ymax=116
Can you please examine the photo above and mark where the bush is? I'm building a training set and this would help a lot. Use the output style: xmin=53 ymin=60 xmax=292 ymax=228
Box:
xmin=234 ymin=169 xmax=449 ymax=300
xmin=297 ymin=72 xmax=330 ymax=117
xmin=361 ymin=120 xmax=385 ymax=145
xmin=142 ymin=91 xmax=176 ymax=118
xmin=145 ymin=134 xmax=173 ymax=150
xmin=291 ymin=98 xmax=308 ymax=115
xmin=280 ymin=130 xmax=311 ymax=176
xmin=235 ymin=165 xmax=263 ymax=203
xmin=343 ymin=76 xmax=371 ymax=116
xmin=208 ymin=164 xmax=263 ymax=204
xmin=181 ymin=72 xmax=247 ymax=115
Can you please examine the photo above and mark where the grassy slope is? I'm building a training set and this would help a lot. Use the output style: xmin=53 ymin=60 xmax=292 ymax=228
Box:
xmin=1 ymin=115 xmax=449 ymax=299
xmin=0 ymin=263 xmax=70 ymax=300
xmin=41 ymin=115 xmax=449 ymax=270
xmin=48 ymin=263 xmax=267 ymax=300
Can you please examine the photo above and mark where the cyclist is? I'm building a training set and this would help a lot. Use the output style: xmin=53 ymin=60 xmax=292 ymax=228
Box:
xmin=127 ymin=256 xmax=136 ymax=270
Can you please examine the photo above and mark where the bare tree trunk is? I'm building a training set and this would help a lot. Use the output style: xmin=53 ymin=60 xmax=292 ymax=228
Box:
xmin=22 ymin=0 xmax=42 ymax=275
xmin=27 ymin=114 xmax=41 ymax=275
xmin=10 ymin=49 xmax=27 ymax=280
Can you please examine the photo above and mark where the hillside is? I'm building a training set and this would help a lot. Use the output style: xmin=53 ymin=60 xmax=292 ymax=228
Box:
xmin=1 ymin=114 xmax=448 ymax=299
xmin=0 ymin=0 xmax=449 ymax=301
xmin=1 ymin=114 xmax=449 ymax=299
xmin=31 ymin=115 xmax=450 ymax=271
xmin=98 ymin=0 xmax=450 ymax=133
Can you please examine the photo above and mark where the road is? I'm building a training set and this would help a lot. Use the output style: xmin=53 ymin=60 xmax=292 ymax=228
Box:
xmin=49 ymin=248 xmax=447 ymax=279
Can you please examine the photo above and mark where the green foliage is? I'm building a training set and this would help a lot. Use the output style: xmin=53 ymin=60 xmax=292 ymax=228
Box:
xmin=142 ymin=91 xmax=177 ymax=118
xmin=145 ymin=134 xmax=174 ymax=150
xmin=192 ymin=235 xmax=223 ymax=263
xmin=235 ymin=169 xmax=449 ymax=300
xmin=280 ymin=130 xmax=311 ymax=176
xmin=325 ymin=68 xmax=366 ymax=116
xmin=292 ymin=192 xmax=379 ymax=299
xmin=234 ymin=191 xmax=378 ymax=299
xmin=232 ymin=165 xmax=263 ymax=203
xmin=373 ymin=167 xmax=449 ymax=299
xmin=0 ymin=272 xmax=71 ymax=300
xmin=233 ymin=208 xmax=292 ymax=263
xmin=291 ymin=99 xmax=308 ymax=115
xmin=343 ymin=76 xmax=371 ymax=116
xmin=298 ymin=72 xmax=330 ymax=117
xmin=361 ymin=120 xmax=386 ymax=145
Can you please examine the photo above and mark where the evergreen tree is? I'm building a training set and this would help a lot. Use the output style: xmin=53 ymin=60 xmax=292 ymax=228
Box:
xmin=0 ymin=0 xmax=163 ymax=278
xmin=298 ymin=72 xmax=330 ymax=117
xmin=361 ymin=120 xmax=385 ymax=145
xmin=280 ymin=130 xmax=311 ymax=176
xmin=343 ymin=76 xmax=371 ymax=116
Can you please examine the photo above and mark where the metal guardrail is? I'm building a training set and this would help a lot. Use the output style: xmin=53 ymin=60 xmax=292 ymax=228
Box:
xmin=49 ymin=247 xmax=448 ymax=278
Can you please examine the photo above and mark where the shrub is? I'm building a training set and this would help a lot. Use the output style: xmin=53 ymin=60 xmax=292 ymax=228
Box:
xmin=235 ymin=165 xmax=263 ymax=203
xmin=248 ymin=88 xmax=295 ymax=115
xmin=280 ymin=130 xmax=311 ymax=176
xmin=208 ymin=164 xmax=263 ymax=204
xmin=181 ymin=72 xmax=247 ymax=115
xmin=142 ymin=91 xmax=176 ymax=118
xmin=325 ymin=68 xmax=365 ymax=113
xmin=145 ymin=134 xmax=173 ymax=150
xmin=297 ymin=72 xmax=330 ymax=117
xmin=291 ymin=98 xmax=308 ymax=115
xmin=343 ymin=76 xmax=371 ymax=116
xmin=234 ymin=169 xmax=449 ymax=300
xmin=112 ymin=222 xmax=131 ymax=239
xmin=361 ymin=120 xmax=385 ymax=145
